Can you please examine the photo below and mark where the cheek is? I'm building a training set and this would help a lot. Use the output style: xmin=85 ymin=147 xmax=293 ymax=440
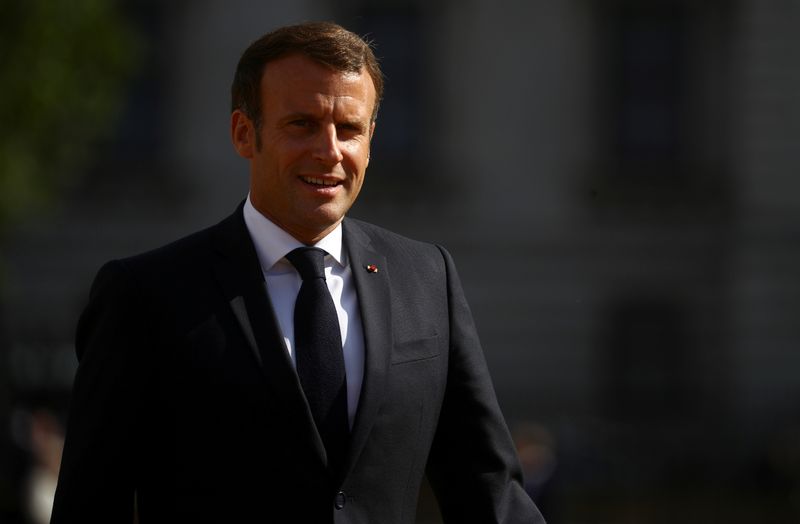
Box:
xmin=343 ymin=142 xmax=371 ymax=170
xmin=265 ymin=136 xmax=306 ymax=167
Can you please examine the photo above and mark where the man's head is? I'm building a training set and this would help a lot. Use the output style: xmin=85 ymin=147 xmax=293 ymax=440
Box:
xmin=230 ymin=22 xmax=383 ymax=245
xmin=231 ymin=21 xmax=384 ymax=145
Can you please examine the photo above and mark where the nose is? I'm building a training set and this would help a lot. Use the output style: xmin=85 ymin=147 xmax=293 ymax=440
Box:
xmin=312 ymin=124 xmax=344 ymax=165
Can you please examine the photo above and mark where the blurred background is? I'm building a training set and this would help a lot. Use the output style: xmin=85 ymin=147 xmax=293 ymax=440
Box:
xmin=1 ymin=0 xmax=799 ymax=522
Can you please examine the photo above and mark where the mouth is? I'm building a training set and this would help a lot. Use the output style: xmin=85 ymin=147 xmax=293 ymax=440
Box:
xmin=300 ymin=176 xmax=342 ymax=188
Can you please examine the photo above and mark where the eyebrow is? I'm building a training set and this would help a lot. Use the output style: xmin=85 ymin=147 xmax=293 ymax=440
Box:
xmin=280 ymin=112 xmax=318 ymax=122
xmin=280 ymin=112 xmax=368 ymax=130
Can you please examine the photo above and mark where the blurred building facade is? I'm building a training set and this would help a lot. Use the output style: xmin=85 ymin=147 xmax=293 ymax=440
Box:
xmin=2 ymin=0 xmax=799 ymax=522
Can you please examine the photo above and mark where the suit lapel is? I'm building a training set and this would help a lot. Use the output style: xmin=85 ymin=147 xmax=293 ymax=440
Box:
xmin=341 ymin=219 xmax=392 ymax=480
xmin=209 ymin=205 xmax=327 ymax=468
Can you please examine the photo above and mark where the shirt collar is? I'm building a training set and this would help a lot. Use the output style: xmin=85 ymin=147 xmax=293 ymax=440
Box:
xmin=243 ymin=195 xmax=345 ymax=274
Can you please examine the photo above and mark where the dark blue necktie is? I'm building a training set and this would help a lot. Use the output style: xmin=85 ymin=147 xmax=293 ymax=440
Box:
xmin=286 ymin=247 xmax=349 ymax=475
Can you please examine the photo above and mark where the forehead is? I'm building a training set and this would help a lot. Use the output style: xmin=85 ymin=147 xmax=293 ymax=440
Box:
xmin=259 ymin=54 xmax=376 ymax=116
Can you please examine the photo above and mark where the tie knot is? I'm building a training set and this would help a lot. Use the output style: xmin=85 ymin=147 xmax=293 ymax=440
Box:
xmin=286 ymin=247 xmax=327 ymax=281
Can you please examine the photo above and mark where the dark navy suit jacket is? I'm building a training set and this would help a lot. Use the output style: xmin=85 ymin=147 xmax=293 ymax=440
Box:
xmin=51 ymin=205 xmax=545 ymax=523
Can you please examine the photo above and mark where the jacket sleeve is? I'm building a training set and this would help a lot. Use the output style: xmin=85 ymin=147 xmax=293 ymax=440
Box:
xmin=426 ymin=246 xmax=546 ymax=524
xmin=51 ymin=260 xmax=153 ymax=523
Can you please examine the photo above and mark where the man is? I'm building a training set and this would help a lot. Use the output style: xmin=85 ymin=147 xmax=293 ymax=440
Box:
xmin=51 ymin=22 xmax=545 ymax=523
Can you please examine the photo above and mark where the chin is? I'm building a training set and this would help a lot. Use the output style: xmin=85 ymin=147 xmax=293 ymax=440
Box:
xmin=310 ymin=204 xmax=348 ymax=224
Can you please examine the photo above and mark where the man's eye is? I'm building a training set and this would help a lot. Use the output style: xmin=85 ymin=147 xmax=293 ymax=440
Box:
xmin=337 ymin=124 xmax=362 ymax=136
xmin=291 ymin=120 xmax=311 ymax=127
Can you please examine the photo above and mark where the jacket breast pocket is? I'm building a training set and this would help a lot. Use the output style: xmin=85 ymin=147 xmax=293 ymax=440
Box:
xmin=391 ymin=333 xmax=440 ymax=365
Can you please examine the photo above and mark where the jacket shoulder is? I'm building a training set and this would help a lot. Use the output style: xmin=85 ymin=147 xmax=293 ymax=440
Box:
xmin=344 ymin=217 xmax=444 ymax=257
xmin=116 ymin=209 xmax=244 ymax=275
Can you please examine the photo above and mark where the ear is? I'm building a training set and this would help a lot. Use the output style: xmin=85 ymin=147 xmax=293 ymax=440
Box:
xmin=231 ymin=110 xmax=256 ymax=159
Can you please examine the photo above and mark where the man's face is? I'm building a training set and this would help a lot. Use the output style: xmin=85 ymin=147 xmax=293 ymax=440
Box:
xmin=231 ymin=53 xmax=376 ymax=244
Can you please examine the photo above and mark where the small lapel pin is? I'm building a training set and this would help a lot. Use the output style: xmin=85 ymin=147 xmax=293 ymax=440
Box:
xmin=366 ymin=264 xmax=379 ymax=273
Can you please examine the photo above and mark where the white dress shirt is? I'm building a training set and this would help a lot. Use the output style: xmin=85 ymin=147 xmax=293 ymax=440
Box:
xmin=242 ymin=196 xmax=364 ymax=428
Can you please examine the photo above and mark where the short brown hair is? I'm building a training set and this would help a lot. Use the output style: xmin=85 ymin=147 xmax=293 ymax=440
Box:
xmin=231 ymin=21 xmax=384 ymax=130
